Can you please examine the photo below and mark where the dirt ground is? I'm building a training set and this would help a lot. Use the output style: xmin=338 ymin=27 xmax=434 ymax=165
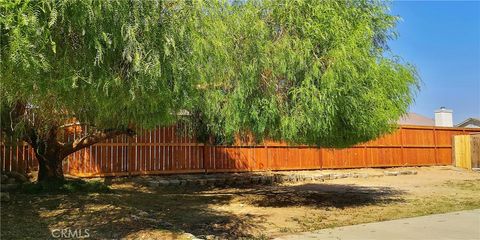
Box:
xmin=1 ymin=166 xmax=479 ymax=239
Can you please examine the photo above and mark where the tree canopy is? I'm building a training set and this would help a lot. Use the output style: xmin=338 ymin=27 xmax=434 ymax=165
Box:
xmin=1 ymin=0 xmax=418 ymax=149
xmin=185 ymin=0 xmax=419 ymax=147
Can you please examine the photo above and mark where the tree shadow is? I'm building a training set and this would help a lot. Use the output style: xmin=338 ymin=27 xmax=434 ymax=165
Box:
xmin=1 ymin=179 xmax=406 ymax=239
xmin=235 ymin=183 xmax=406 ymax=209
xmin=1 ymin=193 xmax=52 ymax=239
xmin=1 ymin=184 xmax=262 ymax=239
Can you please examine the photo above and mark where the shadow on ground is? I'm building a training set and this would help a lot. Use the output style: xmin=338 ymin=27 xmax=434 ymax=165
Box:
xmin=0 ymin=179 xmax=405 ymax=239
xmin=240 ymin=183 xmax=405 ymax=209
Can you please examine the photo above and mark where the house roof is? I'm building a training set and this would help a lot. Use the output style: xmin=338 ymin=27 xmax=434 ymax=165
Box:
xmin=397 ymin=112 xmax=435 ymax=126
xmin=455 ymin=118 xmax=480 ymax=128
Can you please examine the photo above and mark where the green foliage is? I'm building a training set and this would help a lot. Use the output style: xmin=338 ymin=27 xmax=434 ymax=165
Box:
xmin=1 ymin=0 xmax=196 ymax=137
xmin=20 ymin=179 xmax=110 ymax=194
xmin=1 ymin=0 xmax=418 ymax=148
xmin=187 ymin=0 xmax=419 ymax=147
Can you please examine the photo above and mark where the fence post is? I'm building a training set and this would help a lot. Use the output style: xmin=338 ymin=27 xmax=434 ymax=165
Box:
xmin=363 ymin=145 xmax=367 ymax=167
xmin=265 ymin=145 xmax=269 ymax=170
xmin=318 ymin=148 xmax=321 ymax=170
xmin=400 ymin=126 xmax=405 ymax=165
xmin=433 ymin=127 xmax=438 ymax=165
xmin=128 ymin=136 xmax=135 ymax=176
xmin=452 ymin=135 xmax=456 ymax=167
xmin=203 ymin=143 xmax=208 ymax=174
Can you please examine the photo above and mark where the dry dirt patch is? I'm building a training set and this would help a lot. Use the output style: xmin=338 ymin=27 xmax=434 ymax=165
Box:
xmin=211 ymin=166 xmax=480 ymax=237
xmin=1 ymin=166 xmax=479 ymax=239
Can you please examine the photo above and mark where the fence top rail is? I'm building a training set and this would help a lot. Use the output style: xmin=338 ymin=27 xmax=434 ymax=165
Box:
xmin=2 ymin=125 xmax=479 ymax=147
xmin=399 ymin=125 xmax=480 ymax=131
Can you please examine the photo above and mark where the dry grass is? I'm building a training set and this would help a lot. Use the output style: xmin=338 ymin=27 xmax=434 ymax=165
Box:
xmin=1 ymin=166 xmax=479 ymax=239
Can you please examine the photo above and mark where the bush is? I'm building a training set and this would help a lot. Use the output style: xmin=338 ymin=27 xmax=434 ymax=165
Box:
xmin=20 ymin=179 xmax=110 ymax=194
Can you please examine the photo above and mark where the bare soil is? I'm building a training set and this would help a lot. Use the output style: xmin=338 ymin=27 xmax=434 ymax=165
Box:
xmin=1 ymin=166 xmax=479 ymax=239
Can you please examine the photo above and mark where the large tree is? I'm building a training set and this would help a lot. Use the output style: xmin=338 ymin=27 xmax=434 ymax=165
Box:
xmin=1 ymin=0 xmax=418 ymax=182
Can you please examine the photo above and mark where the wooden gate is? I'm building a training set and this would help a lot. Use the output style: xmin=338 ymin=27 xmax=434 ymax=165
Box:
xmin=453 ymin=134 xmax=480 ymax=170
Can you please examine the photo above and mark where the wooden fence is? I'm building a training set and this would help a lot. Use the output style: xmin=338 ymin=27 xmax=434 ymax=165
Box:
xmin=2 ymin=125 xmax=480 ymax=177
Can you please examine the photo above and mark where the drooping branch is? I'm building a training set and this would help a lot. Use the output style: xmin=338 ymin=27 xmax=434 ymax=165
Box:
xmin=1 ymin=101 xmax=27 ymax=138
xmin=62 ymin=128 xmax=135 ymax=157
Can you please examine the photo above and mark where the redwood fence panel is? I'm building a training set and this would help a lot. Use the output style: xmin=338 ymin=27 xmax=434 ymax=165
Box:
xmin=1 ymin=125 xmax=479 ymax=177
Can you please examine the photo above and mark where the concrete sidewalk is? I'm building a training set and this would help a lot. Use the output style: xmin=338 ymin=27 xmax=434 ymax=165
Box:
xmin=275 ymin=209 xmax=480 ymax=240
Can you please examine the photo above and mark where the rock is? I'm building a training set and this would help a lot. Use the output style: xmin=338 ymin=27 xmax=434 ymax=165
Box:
xmin=259 ymin=176 xmax=273 ymax=185
xmin=17 ymin=175 xmax=28 ymax=183
xmin=147 ymin=181 xmax=159 ymax=188
xmin=265 ymin=176 xmax=274 ymax=184
xmin=205 ymin=235 xmax=216 ymax=240
xmin=273 ymin=174 xmax=282 ymax=183
xmin=304 ymin=176 xmax=314 ymax=181
xmin=251 ymin=176 xmax=260 ymax=184
xmin=237 ymin=179 xmax=249 ymax=185
xmin=0 ymin=192 xmax=10 ymax=202
xmin=158 ymin=180 xmax=170 ymax=186
xmin=288 ymin=175 xmax=297 ymax=182
xmin=206 ymin=178 xmax=217 ymax=185
xmin=224 ymin=177 xmax=235 ymax=185
xmin=217 ymin=179 xmax=228 ymax=186
xmin=217 ymin=178 xmax=227 ymax=185
xmin=231 ymin=177 xmax=239 ymax=184
xmin=384 ymin=171 xmax=399 ymax=176
xmin=198 ymin=179 xmax=207 ymax=186
xmin=399 ymin=170 xmax=418 ymax=175
xmin=258 ymin=176 xmax=267 ymax=184
xmin=184 ymin=233 xmax=202 ymax=240
xmin=315 ymin=174 xmax=329 ymax=181
xmin=137 ymin=210 xmax=149 ymax=217
xmin=1 ymin=175 xmax=7 ymax=183
xmin=169 ymin=180 xmax=180 ymax=186
xmin=27 ymin=173 xmax=34 ymax=179
xmin=280 ymin=175 xmax=289 ymax=182
xmin=313 ymin=175 xmax=324 ymax=181
xmin=360 ymin=173 xmax=370 ymax=178
xmin=275 ymin=175 xmax=287 ymax=183
xmin=179 ymin=180 xmax=187 ymax=185
xmin=6 ymin=171 xmax=28 ymax=183
xmin=6 ymin=178 xmax=16 ymax=184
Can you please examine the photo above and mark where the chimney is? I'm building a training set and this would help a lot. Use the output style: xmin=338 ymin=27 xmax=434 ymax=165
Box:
xmin=434 ymin=107 xmax=453 ymax=127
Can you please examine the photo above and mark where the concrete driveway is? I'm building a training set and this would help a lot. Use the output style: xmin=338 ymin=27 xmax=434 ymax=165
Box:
xmin=275 ymin=209 xmax=480 ymax=240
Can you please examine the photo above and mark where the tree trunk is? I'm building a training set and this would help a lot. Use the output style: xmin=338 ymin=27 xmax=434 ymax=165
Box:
xmin=28 ymin=126 xmax=67 ymax=183
xmin=26 ymin=125 xmax=133 ymax=183
xmin=37 ymin=155 xmax=64 ymax=183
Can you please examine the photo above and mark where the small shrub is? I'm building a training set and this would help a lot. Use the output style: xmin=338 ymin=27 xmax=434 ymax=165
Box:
xmin=20 ymin=179 xmax=110 ymax=194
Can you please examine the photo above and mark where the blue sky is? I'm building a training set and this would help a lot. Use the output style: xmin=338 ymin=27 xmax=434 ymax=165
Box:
xmin=389 ymin=0 xmax=480 ymax=124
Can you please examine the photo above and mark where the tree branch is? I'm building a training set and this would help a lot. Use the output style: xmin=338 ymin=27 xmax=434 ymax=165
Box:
xmin=62 ymin=128 xmax=135 ymax=157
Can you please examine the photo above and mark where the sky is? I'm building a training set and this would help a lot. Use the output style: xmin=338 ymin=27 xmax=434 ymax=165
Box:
xmin=388 ymin=0 xmax=480 ymax=124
